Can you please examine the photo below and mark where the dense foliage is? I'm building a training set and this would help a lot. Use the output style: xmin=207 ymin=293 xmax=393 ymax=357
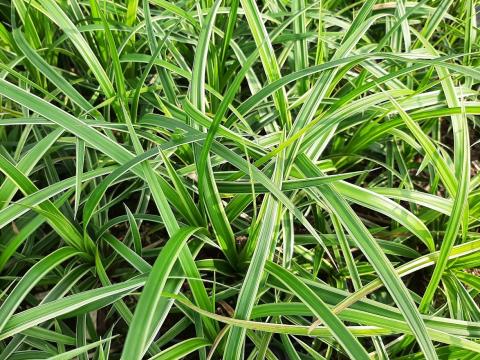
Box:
xmin=0 ymin=0 xmax=479 ymax=359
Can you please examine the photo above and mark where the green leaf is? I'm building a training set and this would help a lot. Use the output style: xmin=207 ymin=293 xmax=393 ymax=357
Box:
xmin=121 ymin=227 xmax=201 ymax=359
xmin=0 ymin=247 xmax=80 ymax=333
xmin=264 ymin=261 xmax=370 ymax=360
xmin=148 ymin=337 xmax=210 ymax=360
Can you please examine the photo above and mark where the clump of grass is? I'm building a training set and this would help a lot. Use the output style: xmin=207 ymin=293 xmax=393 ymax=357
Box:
xmin=0 ymin=0 xmax=479 ymax=359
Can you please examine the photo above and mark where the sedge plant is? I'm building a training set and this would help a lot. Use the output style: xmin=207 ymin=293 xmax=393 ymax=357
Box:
xmin=0 ymin=0 xmax=479 ymax=359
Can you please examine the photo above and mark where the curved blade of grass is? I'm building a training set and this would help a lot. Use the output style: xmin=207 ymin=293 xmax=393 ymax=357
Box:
xmin=264 ymin=261 xmax=370 ymax=360
xmin=74 ymin=138 xmax=85 ymax=218
xmin=335 ymin=181 xmax=435 ymax=251
xmin=148 ymin=338 xmax=210 ymax=360
xmin=0 ymin=167 xmax=113 ymax=230
xmin=0 ymin=190 xmax=72 ymax=271
xmin=49 ymin=337 xmax=115 ymax=360
xmin=216 ymin=172 xmax=364 ymax=193
xmin=0 ymin=127 xmax=63 ymax=210
xmin=167 ymin=292 xmax=395 ymax=337
xmin=121 ymin=226 xmax=200 ymax=360
xmin=13 ymin=29 xmax=95 ymax=113
xmin=125 ymin=204 xmax=142 ymax=255
xmin=0 ymin=247 xmax=80 ymax=333
xmin=0 ymin=152 xmax=86 ymax=251
xmin=292 ymin=0 xmax=308 ymax=94
xmin=0 ymin=278 xmax=145 ymax=340
xmin=371 ymin=187 xmax=453 ymax=216
xmin=103 ymin=233 xmax=151 ymax=273
xmin=417 ymin=54 xmax=471 ymax=314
